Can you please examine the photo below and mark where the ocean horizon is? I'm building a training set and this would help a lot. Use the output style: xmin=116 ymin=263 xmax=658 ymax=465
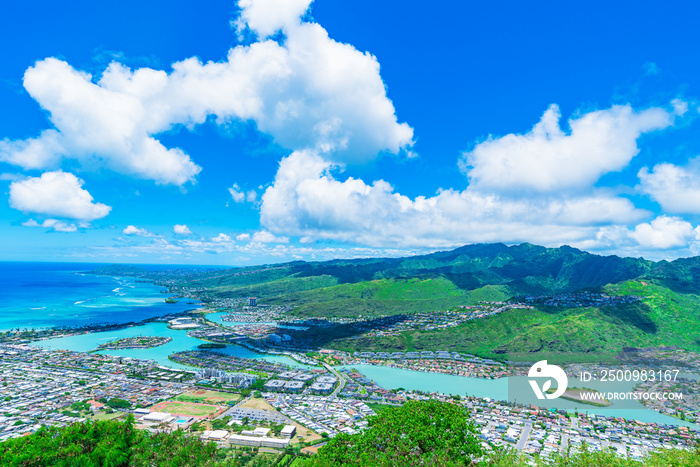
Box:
xmin=0 ymin=262 xmax=200 ymax=331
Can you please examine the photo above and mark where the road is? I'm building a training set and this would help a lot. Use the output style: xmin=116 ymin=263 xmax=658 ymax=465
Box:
xmin=322 ymin=362 xmax=346 ymax=398
xmin=516 ymin=422 xmax=532 ymax=449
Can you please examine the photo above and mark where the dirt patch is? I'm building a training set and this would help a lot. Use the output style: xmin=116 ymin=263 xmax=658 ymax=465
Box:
xmin=151 ymin=401 xmax=224 ymax=417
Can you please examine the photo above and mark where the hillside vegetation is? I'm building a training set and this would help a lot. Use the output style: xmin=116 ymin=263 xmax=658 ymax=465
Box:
xmin=92 ymin=243 xmax=700 ymax=359
xmin=4 ymin=404 xmax=698 ymax=467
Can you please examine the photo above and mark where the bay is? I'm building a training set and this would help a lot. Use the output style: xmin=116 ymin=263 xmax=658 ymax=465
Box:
xmin=31 ymin=322 xmax=312 ymax=370
xmin=0 ymin=262 xmax=194 ymax=330
xmin=342 ymin=364 xmax=697 ymax=427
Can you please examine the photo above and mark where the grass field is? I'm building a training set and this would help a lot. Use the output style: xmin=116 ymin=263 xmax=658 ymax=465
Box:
xmin=238 ymin=397 xmax=277 ymax=412
xmin=176 ymin=390 xmax=240 ymax=405
xmin=90 ymin=412 xmax=124 ymax=422
xmin=150 ymin=401 xmax=223 ymax=417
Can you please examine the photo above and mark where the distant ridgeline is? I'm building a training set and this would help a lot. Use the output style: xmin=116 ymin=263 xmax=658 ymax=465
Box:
xmin=89 ymin=243 xmax=700 ymax=360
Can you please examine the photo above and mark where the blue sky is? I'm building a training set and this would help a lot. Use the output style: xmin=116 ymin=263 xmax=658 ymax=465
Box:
xmin=2 ymin=0 xmax=700 ymax=264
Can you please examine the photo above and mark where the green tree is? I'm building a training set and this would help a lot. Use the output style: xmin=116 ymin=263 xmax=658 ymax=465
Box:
xmin=301 ymin=400 xmax=483 ymax=467
xmin=105 ymin=398 xmax=131 ymax=409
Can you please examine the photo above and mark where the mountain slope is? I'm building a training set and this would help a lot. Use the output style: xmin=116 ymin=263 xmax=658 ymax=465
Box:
xmin=91 ymin=243 xmax=700 ymax=360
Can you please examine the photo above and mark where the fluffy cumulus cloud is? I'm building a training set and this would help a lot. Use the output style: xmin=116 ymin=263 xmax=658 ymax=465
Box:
xmin=461 ymin=104 xmax=672 ymax=193
xmin=173 ymin=224 xmax=192 ymax=235
xmin=259 ymin=150 xmax=649 ymax=248
xmin=9 ymin=171 xmax=111 ymax=221
xmin=0 ymin=60 xmax=202 ymax=185
xmin=258 ymin=151 xmax=700 ymax=259
xmin=251 ymin=230 xmax=288 ymax=243
xmin=0 ymin=0 xmax=411 ymax=191
xmin=638 ymin=160 xmax=700 ymax=214
xmin=5 ymin=0 xmax=695 ymax=260
xmin=234 ymin=0 xmax=313 ymax=39
xmin=211 ymin=233 xmax=232 ymax=242
xmin=581 ymin=216 xmax=700 ymax=258
xmin=123 ymin=225 xmax=157 ymax=237
xmin=630 ymin=216 xmax=699 ymax=249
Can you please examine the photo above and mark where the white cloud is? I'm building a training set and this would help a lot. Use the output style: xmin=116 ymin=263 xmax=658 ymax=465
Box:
xmin=631 ymin=216 xmax=698 ymax=249
xmin=638 ymin=160 xmax=700 ymax=214
xmin=461 ymin=104 xmax=673 ymax=193
xmin=1 ymin=2 xmax=412 ymax=184
xmin=229 ymin=184 xmax=246 ymax=202
xmin=0 ymin=130 xmax=63 ymax=169
xmin=260 ymin=150 xmax=648 ymax=248
xmin=211 ymin=233 xmax=232 ymax=242
xmin=173 ymin=224 xmax=192 ymax=235
xmin=234 ymin=0 xmax=313 ymax=39
xmin=236 ymin=233 xmax=251 ymax=241
xmin=85 ymin=235 xmax=415 ymax=263
xmin=9 ymin=171 xmax=111 ymax=221
xmin=22 ymin=218 xmax=78 ymax=232
xmin=123 ymin=225 xmax=157 ymax=237
xmin=2 ymin=59 xmax=202 ymax=185
xmin=671 ymin=98 xmax=689 ymax=116
xmin=228 ymin=184 xmax=258 ymax=203
xmin=252 ymin=230 xmax=288 ymax=243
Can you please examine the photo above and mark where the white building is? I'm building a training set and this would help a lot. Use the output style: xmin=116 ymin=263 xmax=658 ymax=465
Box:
xmin=202 ymin=430 xmax=230 ymax=441
xmin=280 ymin=425 xmax=297 ymax=438
xmin=141 ymin=412 xmax=173 ymax=423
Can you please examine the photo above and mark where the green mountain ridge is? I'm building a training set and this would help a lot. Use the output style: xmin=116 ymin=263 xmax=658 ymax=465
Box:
xmin=91 ymin=243 xmax=700 ymax=361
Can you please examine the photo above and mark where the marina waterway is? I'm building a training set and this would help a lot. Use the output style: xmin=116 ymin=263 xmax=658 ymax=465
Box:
xmin=30 ymin=322 xmax=311 ymax=370
xmin=341 ymin=364 xmax=696 ymax=427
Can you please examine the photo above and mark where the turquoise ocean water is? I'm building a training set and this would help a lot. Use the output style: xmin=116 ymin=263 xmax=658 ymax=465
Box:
xmin=0 ymin=262 xmax=194 ymax=330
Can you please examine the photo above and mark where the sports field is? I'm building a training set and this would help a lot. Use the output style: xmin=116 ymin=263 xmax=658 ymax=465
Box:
xmin=150 ymin=401 xmax=223 ymax=417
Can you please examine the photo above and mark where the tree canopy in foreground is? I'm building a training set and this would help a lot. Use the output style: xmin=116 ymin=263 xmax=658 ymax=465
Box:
xmin=1 ymin=403 xmax=700 ymax=466
xmin=300 ymin=400 xmax=483 ymax=466
xmin=0 ymin=415 xmax=219 ymax=467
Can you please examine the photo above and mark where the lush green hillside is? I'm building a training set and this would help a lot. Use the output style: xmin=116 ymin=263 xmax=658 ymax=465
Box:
xmin=272 ymin=277 xmax=482 ymax=317
xmin=325 ymin=280 xmax=700 ymax=361
xmin=146 ymin=243 xmax=658 ymax=315
xmin=92 ymin=243 xmax=700 ymax=359
xmin=92 ymin=243 xmax=666 ymax=313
